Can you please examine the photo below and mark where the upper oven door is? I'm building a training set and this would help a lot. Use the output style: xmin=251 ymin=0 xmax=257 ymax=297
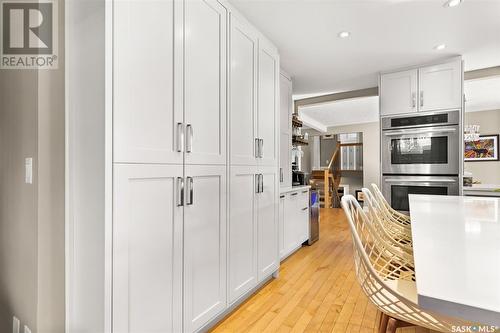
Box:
xmin=382 ymin=125 xmax=459 ymax=175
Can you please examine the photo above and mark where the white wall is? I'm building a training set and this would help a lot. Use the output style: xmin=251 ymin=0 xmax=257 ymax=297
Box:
xmin=464 ymin=109 xmax=500 ymax=184
xmin=326 ymin=122 xmax=380 ymax=188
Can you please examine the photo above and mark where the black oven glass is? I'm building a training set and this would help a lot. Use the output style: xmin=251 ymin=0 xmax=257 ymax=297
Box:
xmin=391 ymin=185 xmax=448 ymax=211
xmin=391 ymin=136 xmax=448 ymax=164
xmin=391 ymin=114 xmax=448 ymax=127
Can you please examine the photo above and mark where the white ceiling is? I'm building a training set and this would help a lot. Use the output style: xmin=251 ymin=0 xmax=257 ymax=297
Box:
xmin=299 ymin=77 xmax=500 ymax=129
xmin=229 ymin=0 xmax=500 ymax=95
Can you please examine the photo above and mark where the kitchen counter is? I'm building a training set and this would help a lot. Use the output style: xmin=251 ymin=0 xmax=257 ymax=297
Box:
xmin=279 ymin=185 xmax=311 ymax=194
xmin=409 ymin=194 xmax=500 ymax=326
xmin=463 ymin=184 xmax=500 ymax=197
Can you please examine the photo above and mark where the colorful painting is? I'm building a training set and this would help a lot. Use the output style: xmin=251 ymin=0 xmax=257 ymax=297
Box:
xmin=464 ymin=135 xmax=499 ymax=162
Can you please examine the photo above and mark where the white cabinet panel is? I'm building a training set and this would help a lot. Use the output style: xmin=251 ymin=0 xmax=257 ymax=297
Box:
xmin=228 ymin=166 xmax=258 ymax=303
xmin=184 ymin=165 xmax=226 ymax=332
xmin=280 ymin=132 xmax=291 ymax=187
xmin=113 ymin=0 xmax=182 ymax=164
xmin=257 ymin=168 xmax=278 ymax=280
xmin=419 ymin=60 xmax=462 ymax=112
xmin=278 ymin=194 xmax=285 ymax=258
xmin=113 ymin=164 xmax=183 ymax=333
xmin=230 ymin=16 xmax=258 ymax=166
xmin=184 ymin=0 xmax=227 ymax=165
xmin=279 ymin=73 xmax=292 ymax=188
xmin=283 ymin=192 xmax=298 ymax=256
xmin=258 ymin=42 xmax=279 ymax=166
xmin=380 ymin=69 xmax=418 ymax=116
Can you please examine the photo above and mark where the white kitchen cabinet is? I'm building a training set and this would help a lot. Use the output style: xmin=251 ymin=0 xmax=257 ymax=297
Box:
xmin=380 ymin=59 xmax=463 ymax=117
xmin=184 ymin=0 xmax=227 ymax=165
xmin=113 ymin=164 xmax=183 ymax=333
xmin=279 ymin=72 xmax=292 ymax=188
xmin=418 ymin=60 xmax=462 ymax=112
xmin=380 ymin=69 xmax=418 ymax=116
xmin=278 ymin=194 xmax=286 ymax=258
xmin=229 ymin=15 xmax=258 ymax=166
xmin=280 ymin=188 xmax=310 ymax=261
xmin=228 ymin=166 xmax=258 ymax=303
xmin=113 ymin=0 xmax=182 ymax=164
xmin=183 ymin=164 xmax=227 ymax=332
xmin=257 ymin=168 xmax=279 ymax=280
xmin=258 ymin=39 xmax=279 ymax=166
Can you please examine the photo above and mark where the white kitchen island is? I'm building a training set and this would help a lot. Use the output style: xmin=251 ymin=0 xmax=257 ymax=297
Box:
xmin=409 ymin=194 xmax=500 ymax=326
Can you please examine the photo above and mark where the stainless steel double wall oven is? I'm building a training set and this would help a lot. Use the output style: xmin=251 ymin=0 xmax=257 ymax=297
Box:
xmin=381 ymin=110 xmax=461 ymax=212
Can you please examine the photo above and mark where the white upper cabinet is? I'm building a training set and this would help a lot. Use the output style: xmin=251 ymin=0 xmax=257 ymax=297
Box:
xmin=113 ymin=164 xmax=183 ymax=333
xmin=279 ymin=72 xmax=292 ymax=188
xmin=380 ymin=69 xmax=418 ymax=116
xmin=258 ymin=40 xmax=279 ymax=166
xmin=184 ymin=0 xmax=227 ymax=165
xmin=183 ymin=165 xmax=227 ymax=332
xmin=257 ymin=168 xmax=278 ymax=281
xmin=229 ymin=15 xmax=258 ymax=166
xmin=228 ymin=166 xmax=258 ymax=303
xmin=418 ymin=60 xmax=462 ymax=112
xmin=380 ymin=59 xmax=463 ymax=117
xmin=113 ymin=0 xmax=182 ymax=164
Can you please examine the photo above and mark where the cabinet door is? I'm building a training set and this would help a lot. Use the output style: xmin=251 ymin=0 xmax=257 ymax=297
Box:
xmin=279 ymin=132 xmax=291 ymax=188
xmin=113 ymin=164 xmax=183 ymax=333
xmin=279 ymin=194 xmax=285 ymax=259
xmin=228 ymin=166 xmax=258 ymax=303
xmin=283 ymin=192 xmax=298 ymax=256
xmin=419 ymin=60 xmax=462 ymax=112
xmin=380 ymin=69 xmax=418 ymax=116
xmin=184 ymin=165 xmax=227 ymax=332
xmin=257 ymin=168 xmax=279 ymax=280
xmin=230 ymin=15 xmax=258 ymax=166
xmin=258 ymin=40 xmax=279 ymax=166
xmin=184 ymin=0 xmax=227 ymax=165
xmin=113 ymin=0 xmax=182 ymax=164
xmin=279 ymin=73 xmax=292 ymax=188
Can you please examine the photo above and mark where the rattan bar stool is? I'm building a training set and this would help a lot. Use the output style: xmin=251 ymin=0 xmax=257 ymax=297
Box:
xmin=371 ymin=183 xmax=412 ymax=227
xmin=362 ymin=187 xmax=413 ymax=251
xmin=341 ymin=195 xmax=475 ymax=333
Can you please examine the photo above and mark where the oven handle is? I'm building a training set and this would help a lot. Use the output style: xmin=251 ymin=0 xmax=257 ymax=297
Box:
xmin=385 ymin=178 xmax=458 ymax=183
xmin=383 ymin=127 xmax=457 ymax=136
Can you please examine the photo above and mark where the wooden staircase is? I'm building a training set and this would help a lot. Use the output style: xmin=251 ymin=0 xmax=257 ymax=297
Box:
xmin=310 ymin=143 xmax=342 ymax=208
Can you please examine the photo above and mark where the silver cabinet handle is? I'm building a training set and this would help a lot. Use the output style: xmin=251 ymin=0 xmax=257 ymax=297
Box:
xmin=186 ymin=124 xmax=193 ymax=153
xmin=280 ymin=168 xmax=283 ymax=182
xmin=290 ymin=192 xmax=298 ymax=196
xmin=260 ymin=174 xmax=264 ymax=193
xmin=279 ymin=195 xmax=285 ymax=199
xmin=411 ymin=92 xmax=416 ymax=108
xmin=186 ymin=176 xmax=194 ymax=205
xmin=259 ymin=139 xmax=264 ymax=158
xmin=177 ymin=177 xmax=184 ymax=206
xmin=177 ymin=123 xmax=184 ymax=152
xmin=255 ymin=174 xmax=260 ymax=193
xmin=255 ymin=138 xmax=259 ymax=158
xmin=301 ymin=207 xmax=308 ymax=211
xmin=420 ymin=91 xmax=424 ymax=108
xmin=302 ymin=190 xmax=308 ymax=193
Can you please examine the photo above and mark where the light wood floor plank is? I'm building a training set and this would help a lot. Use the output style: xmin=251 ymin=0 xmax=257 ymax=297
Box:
xmin=211 ymin=208 xmax=432 ymax=333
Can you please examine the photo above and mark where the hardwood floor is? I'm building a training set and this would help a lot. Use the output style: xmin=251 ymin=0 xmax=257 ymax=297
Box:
xmin=211 ymin=208 xmax=435 ymax=333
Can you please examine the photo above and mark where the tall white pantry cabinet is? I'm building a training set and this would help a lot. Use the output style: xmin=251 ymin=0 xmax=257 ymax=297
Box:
xmin=111 ymin=0 xmax=279 ymax=332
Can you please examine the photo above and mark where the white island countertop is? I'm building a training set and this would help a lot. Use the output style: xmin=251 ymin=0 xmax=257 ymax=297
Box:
xmin=409 ymin=194 xmax=500 ymax=326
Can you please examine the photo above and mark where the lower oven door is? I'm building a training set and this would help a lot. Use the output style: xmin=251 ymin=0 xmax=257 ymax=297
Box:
xmin=381 ymin=125 xmax=459 ymax=175
xmin=382 ymin=175 xmax=459 ymax=212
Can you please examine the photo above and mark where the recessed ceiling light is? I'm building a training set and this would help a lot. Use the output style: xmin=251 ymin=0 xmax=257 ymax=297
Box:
xmin=434 ymin=44 xmax=446 ymax=51
xmin=338 ymin=31 xmax=350 ymax=39
xmin=444 ymin=0 xmax=462 ymax=7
